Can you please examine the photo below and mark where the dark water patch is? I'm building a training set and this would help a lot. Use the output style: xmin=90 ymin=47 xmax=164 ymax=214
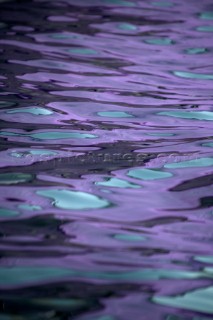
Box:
xmin=170 ymin=174 xmax=213 ymax=191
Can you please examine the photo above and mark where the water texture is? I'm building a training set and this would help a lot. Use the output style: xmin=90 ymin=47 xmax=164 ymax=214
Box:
xmin=0 ymin=0 xmax=213 ymax=319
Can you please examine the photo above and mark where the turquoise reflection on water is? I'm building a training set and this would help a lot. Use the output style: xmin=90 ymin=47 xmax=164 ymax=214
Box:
xmin=36 ymin=189 xmax=111 ymax=210
xmin=128 ymin=168 xmax=173 ymax=180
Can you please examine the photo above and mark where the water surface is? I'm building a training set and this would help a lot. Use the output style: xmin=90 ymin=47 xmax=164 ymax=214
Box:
xmin=0 ymin=0 xmax=213 ymax=319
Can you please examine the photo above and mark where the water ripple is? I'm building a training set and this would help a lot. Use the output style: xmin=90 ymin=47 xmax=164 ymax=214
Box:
xmin=0 ymin=0 xmax=213 ymax=319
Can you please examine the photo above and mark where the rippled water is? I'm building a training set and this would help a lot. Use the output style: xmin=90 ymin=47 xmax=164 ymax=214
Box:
xmin=0 ymin=0 xmax=213 ymax=319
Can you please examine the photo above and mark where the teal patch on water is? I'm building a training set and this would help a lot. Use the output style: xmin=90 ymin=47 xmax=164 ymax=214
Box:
xmin=96 ymin=177 xmax=141 ymax=188
xmin=185 ymin=47 xmax=207 ymax=54
xmin=114 ymin=233 xmax=146 ymax=241
xmin=31 ymin=132 xmax=97 ymax=140
xmin=200 ymin=12 xmax=213 ymax=20
xmin=147 ymin=132 xmax=174 ymax=136
xmin=97 ymin=111 xmax=134 ymax=118
xmin=79 ymin=269 xmax=205 ymax=281
xmin=0 ymin=131 xmax=22 ymax=137
xmin=165 ymin=316 xmax=184 ymax=320
xmin=151 ymin=1 xmax=173 ymax=7
xmin=166 ymin=316 xmax=211 ymax=320
xmin=90 ymin=317 xmax=115 ymax=320
xmin=144 ymin=38 xmax=174 ymax=45
xmin=51 ymin=34 xmax=68 ymax=39
xmin=166 ymin=316 xmax=210 ymax=320
xmin=18 ymin=204 xmax=41 ymax=211
xmin=202 ymin=142 xmax=213 ymax=147
xmin=173 ymin=71 xmax=213 ymax=80
xmin=6 ymin=107 xmax=53 ymax=115
xmin=164 ymin=157 xmax=213 ymax=169
xmin=68 ymin=48 xmax=97 ymax=55
xmin=128 ymin=168 xmax=172 ymax=180
xmin=11 ymin=149 xmax=58 ymax=157
xmin=101 ymin=189 xmax=112 ymax=193
xmin=158 ymin=110 xmax=213 ymax=120
xmin=0 ymin=267 xmax=74 ymax=287
xmin=36 ymin=189 xmax=111 ymax=210
xmin=50 ymin=33 xmax=81 ymax=39
xmin=0 ymin=207 xmax=19 ymax=217
xmin=197 ymin=26 xmax=213 ymax=32
xmin=0 ymin=173 xmax=32 ymax=184
xmin=194 ymin=256 xmax=213 ymax=264
xmin=117 ymin=23 xmax=137 ymax=31
xmin=203 ymin=267 xmax=213 ymax=276
xmin=0 ymin=131 xmax=97 ymax=139
xmin=153 ymin=286 xmax=213 ymax=314
xmin=0 ymin=266 xmax=207 ymax=287
xmin=204 ymin=268 xmax=213 ymax=278
xmin=104 ymin=0 xmax=135 ymax=6
xmin=11 ymin=152 xmax=31 ymax=158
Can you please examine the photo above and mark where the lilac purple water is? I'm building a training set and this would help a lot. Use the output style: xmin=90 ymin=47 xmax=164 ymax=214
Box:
xmin=0 ymin=0 xmax=213 ymax=319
